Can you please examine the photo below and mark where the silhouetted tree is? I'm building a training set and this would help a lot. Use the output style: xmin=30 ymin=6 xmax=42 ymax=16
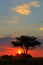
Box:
xmin=16 ymin=53 xmax=32 ymax=58
xmin=11 ymin=36 xmax=41 ymax=55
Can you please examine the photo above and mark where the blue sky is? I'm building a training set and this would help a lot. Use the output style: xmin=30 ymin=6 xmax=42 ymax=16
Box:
xmin=0 ymin=0 xmax=43 ymax=37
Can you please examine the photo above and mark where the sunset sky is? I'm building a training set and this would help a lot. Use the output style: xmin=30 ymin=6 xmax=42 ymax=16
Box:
xmin=0 ymin=0 xmax=43 ymax=57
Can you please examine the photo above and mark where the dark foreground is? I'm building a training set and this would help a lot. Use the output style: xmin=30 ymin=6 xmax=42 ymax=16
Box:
xmin=0 ymin=55 xmax=43 ymax=65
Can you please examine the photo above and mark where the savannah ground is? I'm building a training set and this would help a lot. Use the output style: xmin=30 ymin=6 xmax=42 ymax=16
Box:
xmin=0 ymin=55 xmax=43 ymax=65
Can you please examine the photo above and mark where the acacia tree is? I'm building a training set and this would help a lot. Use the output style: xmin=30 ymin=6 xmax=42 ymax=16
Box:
xmin=11 ymin=36 xmax=41 ymax=55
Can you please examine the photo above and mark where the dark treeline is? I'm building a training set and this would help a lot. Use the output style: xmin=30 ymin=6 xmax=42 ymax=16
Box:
xmin=0 ymin=54 xmax=43 ymax=65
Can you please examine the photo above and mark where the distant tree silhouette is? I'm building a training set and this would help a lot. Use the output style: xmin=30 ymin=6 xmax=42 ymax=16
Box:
xmin=16 ymin=53 xmax=32 ymax=58
xmin=11 ymin=36 xmax=41 ymax=55
xmin=1 ymin=55 xmax=9 ymax=59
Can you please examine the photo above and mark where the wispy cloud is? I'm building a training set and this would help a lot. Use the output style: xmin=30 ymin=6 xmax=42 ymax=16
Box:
xmin=38 ymin=28 xmax=43 ymax=31
xmin=0 ymin=35 xmax=4 ymax=38
xmin=11 ymin=1 xmax=40 ymax=15
xmin=0 ymin=15 xmax=21 ymax=24
xmin=29 ymin=1 xmax=40 ymax=7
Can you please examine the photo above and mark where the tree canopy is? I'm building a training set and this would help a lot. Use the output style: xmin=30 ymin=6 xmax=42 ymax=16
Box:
xmin=11 ymin=36 xmax=41 ymax=54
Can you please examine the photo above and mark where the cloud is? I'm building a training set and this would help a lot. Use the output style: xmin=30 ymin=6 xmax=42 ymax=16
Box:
xmin=11 ymin=1 xmax=40 ymax=15
xmin=29 ymin=1 xmax=40 ymax=7
xmin=9 ymin=35 xmax=15 ymax=38
xmin=0 ymin=15 xmax=21 ymax=24
xmin=8 ymin=16 xmax=20 ymax=24
xmin=38 ymin=28 xmax=43 ymax=31
xmin=0 ymin=35 xmax=4 ymax=38
xmin=8 ymin=14 xmax=24 ymax=24
xmin=11 ymin=4 xmax=31 ymax=15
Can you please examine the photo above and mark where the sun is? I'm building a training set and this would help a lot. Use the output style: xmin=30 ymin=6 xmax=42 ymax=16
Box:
xmin=18 ymin=50 xmax=22 ymax=54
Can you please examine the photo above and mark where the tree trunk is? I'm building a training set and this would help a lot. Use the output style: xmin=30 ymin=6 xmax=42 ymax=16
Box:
xmin=25 ymin=49 xmax=28 ymax=55
xmin=21 ymin=47 xmax=25 ymax=54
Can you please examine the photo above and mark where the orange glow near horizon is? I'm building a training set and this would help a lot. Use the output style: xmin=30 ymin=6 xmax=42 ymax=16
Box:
xmin=0 ymin=45 xmax=43 ymax=57
xmin=17 ymin=50 xmax=22 ymax=54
